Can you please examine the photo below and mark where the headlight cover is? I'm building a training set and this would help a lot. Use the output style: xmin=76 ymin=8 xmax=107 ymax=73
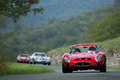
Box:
xmin=64 ymin=56 xmax=70 ymax=63
xmin=17 ymin=57 xmax=20 ymax=60
xmin=95 ymin=55 xmax=102 ymax=62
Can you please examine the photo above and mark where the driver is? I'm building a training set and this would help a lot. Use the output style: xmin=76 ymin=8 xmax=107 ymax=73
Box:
xmin=89 ymin=47 xmax=97 ymax=51
xmin=75 ymin=48 xmax=81 ymax=52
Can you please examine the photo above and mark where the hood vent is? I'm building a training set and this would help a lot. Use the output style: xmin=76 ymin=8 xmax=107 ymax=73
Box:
xmin=87 ymin=58 xmax=92 ymax=60
xmin=81 ymin=58 xmax=85 ymax=60
xmin=75 ymin=58 xmax=92 ymax=60
xmin=75 ymin=58 xmax=79 ymax=60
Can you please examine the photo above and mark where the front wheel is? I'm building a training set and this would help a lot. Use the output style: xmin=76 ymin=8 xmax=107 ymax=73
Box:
xmin=32 ymin=59 xmax=36 ymax=64
xmin=100 ymin=62 xmax=106 ymax=72
xmin=62 ymin=63 xmax=73 ymax=73
xmin=44 ymin=63 xmax=46 ymax=65
xmin=29 ymin=59 xmax=32 ymax=64
xmin=29 ymin=61 xmax=32 ymax=64
xmin=48 ymin=62 xmax=51 ymax=66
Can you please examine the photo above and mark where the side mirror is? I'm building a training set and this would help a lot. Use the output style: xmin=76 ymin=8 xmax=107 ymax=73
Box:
xmin=69 ymin=46 xmax=72 ymax=49
xmin=98 ymin=45 xmax=101 ymax=48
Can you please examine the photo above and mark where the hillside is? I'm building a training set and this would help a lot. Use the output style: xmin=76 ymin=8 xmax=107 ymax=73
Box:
xmin=8 ymin=0 xmax=114 ymax=27
xmin=47 ymin=37 xmax=120 ymax=67
xmin=1 ymin=0 xmax=119 ymax=61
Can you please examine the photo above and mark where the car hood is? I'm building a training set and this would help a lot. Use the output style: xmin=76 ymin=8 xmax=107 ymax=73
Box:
xmin=34 ymin=56 xmax=50 ymax=59
xmin=70 ymin=52 xmax=97 ymax=60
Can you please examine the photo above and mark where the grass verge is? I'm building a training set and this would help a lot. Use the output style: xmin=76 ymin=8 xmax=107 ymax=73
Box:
xmin=0 ymin=62 xmax=55 ymax=76
xmin=107 ymin=67 xmax=120 ymax=71
xmin=51 ymin=64 xmax=62 ymax=66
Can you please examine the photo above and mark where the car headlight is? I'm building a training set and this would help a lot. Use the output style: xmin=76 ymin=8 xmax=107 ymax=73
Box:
xmin=96 ymin=55 xmax=102 ymax=62
xmin=64 ymin=56 xmax=70 ymax=63
xmin=48 ymin=58 xmax=51 ymax=61
xmin=17 ymin=57 xmax=20 ymax=60
xmin=36 ymin=58 xmax=38 ymax=60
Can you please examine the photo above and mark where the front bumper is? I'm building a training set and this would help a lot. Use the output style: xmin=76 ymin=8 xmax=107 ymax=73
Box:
xmin=63 ymin=61 xmax=103 ymax=69
xmin=17 ymin=59 xmax=29 ymax=62
xmin=35 ymin=59 xmax=50 ymax=64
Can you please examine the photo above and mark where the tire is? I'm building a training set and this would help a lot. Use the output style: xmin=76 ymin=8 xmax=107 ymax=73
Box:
xmin=44 ymin=63 xmax=46 ymax=65
xmin=29 ymin=61 xmax=32 ymax=64
xmin=32 ymin=59 xmax=36 ymax=64
xmin=100 ymin=61 xmax=106 ymax=72
xmin=62 ymin=63 xmax=73 ymax=73
xmin=48 ymin=62 xmax=51 ymax=66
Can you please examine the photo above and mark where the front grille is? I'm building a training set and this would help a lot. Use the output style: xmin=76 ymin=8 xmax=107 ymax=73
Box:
xmin=75 ymin=62 xmax=91 ymax=66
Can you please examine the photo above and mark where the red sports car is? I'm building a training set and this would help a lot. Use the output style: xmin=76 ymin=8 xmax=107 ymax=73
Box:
xmin=62 ymin=44 xmax=106 ymax=73
xmin=17 ymin=54 xmax=30 ymax=63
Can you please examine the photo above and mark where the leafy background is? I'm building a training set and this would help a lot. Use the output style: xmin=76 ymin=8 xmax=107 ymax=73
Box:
xmin=1 ymin=0 xmax=120 ymax=61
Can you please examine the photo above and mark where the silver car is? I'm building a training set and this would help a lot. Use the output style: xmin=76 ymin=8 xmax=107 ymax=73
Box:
xmin=29 ymin=52 xmax=51 ymax=65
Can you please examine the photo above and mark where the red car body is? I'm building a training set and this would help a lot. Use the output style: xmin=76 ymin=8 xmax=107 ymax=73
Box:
xmin=17 ymin=54 xmax=30 ymax=63
xmin=62 ymin=44 xmax=106 ymax=73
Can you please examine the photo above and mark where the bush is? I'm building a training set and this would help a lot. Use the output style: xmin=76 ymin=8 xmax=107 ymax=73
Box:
xmin=0 ymin=54 xmax=10 ymax=71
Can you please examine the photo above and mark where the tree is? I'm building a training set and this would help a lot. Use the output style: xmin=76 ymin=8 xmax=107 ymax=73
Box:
xmin=0 ymin=14 xmax=7 ymax=28
xmin=0 ymin=0 xmax=44 ymax=22
xmin=88 ymin=10 xmax=120 ymax=42
xmin=114 ymin=0 xmax=120 ymax=8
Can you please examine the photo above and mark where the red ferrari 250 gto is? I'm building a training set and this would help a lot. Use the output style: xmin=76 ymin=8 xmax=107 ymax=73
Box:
xmin=62 ymin=44 xmax=106 ymax=73
xmin=17 ymin=54 xmax=30 ymax=63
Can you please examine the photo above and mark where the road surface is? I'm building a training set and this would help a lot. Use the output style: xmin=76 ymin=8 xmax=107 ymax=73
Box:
xmin=0 ymin=64 xmax=120 ymax=80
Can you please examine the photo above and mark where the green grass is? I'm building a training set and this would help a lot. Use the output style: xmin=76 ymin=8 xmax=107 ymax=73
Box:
xmin=107 ymin=67 xmax=120 ymax=71
xmin=49 ymin=46 xmax=70 ymax=53
xmin=51 ymin=64 xmax=62 ymax=66
xmin=96 ymin=37 xmax=120 ymax=50
xmin=0 ymin=62 xmax=55 ymax=76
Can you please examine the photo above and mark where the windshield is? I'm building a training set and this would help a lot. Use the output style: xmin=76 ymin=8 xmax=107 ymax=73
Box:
xmin=19 ymin=55 xmax=29 ymax=57
xmin=69 ymin=45 xmax=99 ymax=53
xmin=34 ymin=54 xmax=46 ymax=56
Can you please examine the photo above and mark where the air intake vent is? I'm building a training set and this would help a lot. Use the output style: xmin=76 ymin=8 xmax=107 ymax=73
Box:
xmin=75 ymin=58 xmax=79 ymax=60
xmin=87 ymin=58 xmax=92 ymax=60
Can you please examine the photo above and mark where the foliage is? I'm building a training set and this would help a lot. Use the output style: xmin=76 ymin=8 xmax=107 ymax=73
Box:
xmin=87 ymin=0 xmax=120 ymax=42
xmin=10 ymin=0 xmax=114 ymax=27
xmin=0 ymin=0 xmax=44 ymax=22
xmin=0 ymin=55 xmax=10 ymax=71
xmin=0 ymin=41 xmax=11 ymax=71
xmin=0 ymin=14 xmax=7 ymax=28
xmin=114 ymin=0 xmax=120 ymax=8
xmin=0 ymin=21 xmax=14 ymax=70
xmin=88 ymin=10 xmax=120 ymax=42
xmin=1 ymin=0 xmax=120 ymax=61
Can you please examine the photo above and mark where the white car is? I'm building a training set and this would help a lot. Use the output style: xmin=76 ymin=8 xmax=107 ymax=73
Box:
xmin=29 ymin=52 xmax=51 ymax=65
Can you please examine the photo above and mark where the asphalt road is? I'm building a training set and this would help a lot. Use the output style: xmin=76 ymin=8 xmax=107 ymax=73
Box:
xmin=0 ymin=64 xmax=120 ymax=80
